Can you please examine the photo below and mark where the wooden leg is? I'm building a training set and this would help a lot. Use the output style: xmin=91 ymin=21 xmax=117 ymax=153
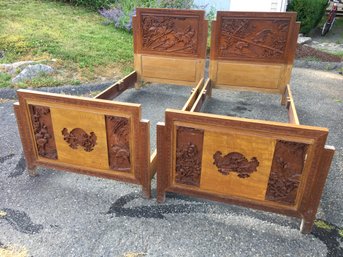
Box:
xmin=156 ymin=122 xmax=168 ymax=203
xmin=300 ymin=217 xmax=315 ymax=234
xmin=281 ymin=87 xmax=288 ymax=106
xmin=28 ymin=167 xmax=38 ymax=177
xmin=139 ymin=120 xmax=151 ymax=199
xmin=142 ymin=185 xmax=151 ymax=199
xmin=157 ymin=191 xmax=166 ymax=203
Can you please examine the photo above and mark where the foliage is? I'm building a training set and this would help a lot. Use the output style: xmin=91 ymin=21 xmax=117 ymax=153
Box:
xmin=99 ymin=0 xmax=197 ymax=31
xmin=0 ymin=0 xmax=133 ymax=86
xmin=0 ymin=72 xmax=12 ymax=88
xmin=287 ymin=0 xmax=328 ymax=34
xmin=54 ymin=0 xmax=115 ymax=9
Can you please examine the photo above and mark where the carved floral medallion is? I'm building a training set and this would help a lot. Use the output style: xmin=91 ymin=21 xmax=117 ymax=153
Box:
xmin=61 ymin=128 xmax=97 ymax=152
xmin=213 ymin=151 xmax=259 ymax=178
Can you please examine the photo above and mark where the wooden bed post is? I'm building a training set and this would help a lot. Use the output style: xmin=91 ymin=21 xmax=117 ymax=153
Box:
xmin=13 ymin=102 xmax=38 ymax=176
xmin=300 ymin=145 xmax=335 ymax=234
xmin=157 ymin=122 xmax=168 ymax=203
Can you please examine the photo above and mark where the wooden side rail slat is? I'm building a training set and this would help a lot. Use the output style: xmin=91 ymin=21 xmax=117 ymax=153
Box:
xmin=285 ymin=84 xmax=300 ymax=125
xmin=94 ymin=71 xmax=137 ymax=100
xmin=150 ymin=149 xmax=157 ymax=180
xmin=182 ymin=78 xmax=205 ymax=111
xmin=190 ymin=79 xmax=211 ymax=112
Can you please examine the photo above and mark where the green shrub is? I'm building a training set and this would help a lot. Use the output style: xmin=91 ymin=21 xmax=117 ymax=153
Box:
xmin=55 ymin=0 xmax=115 ymax=9
xmin=287 ymin=0 xmax=328 ymax=34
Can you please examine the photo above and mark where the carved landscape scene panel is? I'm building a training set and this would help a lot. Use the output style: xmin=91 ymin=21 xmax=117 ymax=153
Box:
xmin=139 ymin=13 xmax=201 ymax=57
xmin=28 ymin=104 xmax=58 ymax=160
xmin=175 ymin=126 xmax=204 ymax=187
xmin=217 ymin=17 xmax=291 ymax=62
xmin=105 ymin=116 xmax=131 ymax=172
xmin=266 ymin=140 xmax=308 ymax=205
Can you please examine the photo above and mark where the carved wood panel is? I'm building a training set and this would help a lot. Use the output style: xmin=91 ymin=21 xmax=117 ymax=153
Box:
xmin=213 ymin=12 xmax=297 ymax=63
xmin=105 ymin=116 xmax=131 ymax=172
xmin=218 ymin=18 xmax=289 ymax=61
xmin=175 ymin=126 xmax=204 ymax=187
xmin=28 ymin=105 xmax=57 ymax=160
xmin=61 ymin=128 xmax=97 ymax=152
xmin=135 ymin=8 xmax=206 ymax=58
xmin=265 ymin=140 xmax=308 ymax=205
xmin=213 ymin=151 xmax=259 ymax=178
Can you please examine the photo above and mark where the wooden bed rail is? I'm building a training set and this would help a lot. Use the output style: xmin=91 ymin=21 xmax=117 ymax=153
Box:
xmin=94 ymin=71 xmax=137 ymax=100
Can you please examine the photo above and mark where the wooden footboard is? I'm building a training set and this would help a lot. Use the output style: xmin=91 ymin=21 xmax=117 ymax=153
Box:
xmin=157 ymin=109 xmax=334 ymax=233
xmin=14 ymin=89 xmax=151 ymax=198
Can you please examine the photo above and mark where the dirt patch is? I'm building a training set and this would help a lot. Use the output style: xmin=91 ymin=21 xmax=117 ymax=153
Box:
xmin=296 ymin=44 xmax=342 ymax=62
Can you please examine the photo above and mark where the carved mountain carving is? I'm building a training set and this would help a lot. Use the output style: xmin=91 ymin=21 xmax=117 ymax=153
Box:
xmin=105 ymin=116 xmax=130 ymax=171
xmin=213 ymin=151 xmax=259 ymax=178
xmin=61 ymin=128 xmax=97 ymax=152
xmin=175 ymin=127 xmax=204 ymax=186
xmin=29 ymin=105 xmax=57 ymax=159
xmin=141 ymin=15 xmax=198 ymax=55
xmin=218 ymin=17 xmax=290 ymax=61
xmin=266 ymin=140 xmax=308 ymax=205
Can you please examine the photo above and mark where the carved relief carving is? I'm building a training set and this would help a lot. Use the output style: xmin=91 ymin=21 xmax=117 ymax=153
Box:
xmin=175 ymin=127 xmax=204 ymax=186
xmin=105 ymin=116 xmax=130 ymax=171
xmin=141 ymin=15 xmax=198 ymax=55
xmin=61 ymin=128 xmax=97 ymax=152
xmin=218 ymin=17 xmax=290 ymax=61
xmin=266 ymin=140 xmax=308 ymax=205
xmin=213 ymin=151 xmax=259 ymax=178
xmin=29 ymin=105 xmax=57 ymax=159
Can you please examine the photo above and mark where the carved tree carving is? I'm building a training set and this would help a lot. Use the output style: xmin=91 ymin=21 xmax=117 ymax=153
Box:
xmin=218 ymin=17 xmax=290 ymax=61
xmin=213 ymin=151 xmax=259 ymax=178
xmin=29 ymin=105 xmax=57 ymax=159
xmin=175 ymin=127 xmax=204 ymax=186
xmin=141 ymin=15 xmax=198 ymax=55
xmin=61 ymin=128 xmax=97 ymax=152
xmin=105 ymin=116 xmax=130 ymax=171
xmin=266 ymin=140 xmax=308 ymax=205
xmin=176 ymin=142 xmax=202 ymax=186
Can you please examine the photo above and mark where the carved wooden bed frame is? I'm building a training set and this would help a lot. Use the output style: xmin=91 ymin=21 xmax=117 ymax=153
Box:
xmin=13 ymin=8 xmax=208 ymax=199
xmin=13 ymin=9 xmax=334 ymax=234
xmin=156 ymin=11 xmax=335 ymax=234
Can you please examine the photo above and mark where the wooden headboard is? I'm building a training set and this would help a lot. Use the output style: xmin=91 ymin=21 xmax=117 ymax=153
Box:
xmin=133 ymin=8 xmax=208 ymax=86
xmin=209 ymin=11 xmax=299 ymax=94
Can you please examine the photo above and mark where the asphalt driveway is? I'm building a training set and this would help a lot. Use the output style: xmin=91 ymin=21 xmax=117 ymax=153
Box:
xmin=0 ymin=67 xmax=342 ymax=257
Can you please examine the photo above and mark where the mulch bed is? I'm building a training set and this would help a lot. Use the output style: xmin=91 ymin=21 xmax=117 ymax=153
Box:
xmin=296 ymin=44 xmax=342 ymax=62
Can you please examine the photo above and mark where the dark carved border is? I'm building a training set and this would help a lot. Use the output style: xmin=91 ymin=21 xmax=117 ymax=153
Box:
xmin=266 ymin=140 xmax=308 ymax=205
xmin=213 ymin=151 xmax=259 ymax=178
xmin=28 ymin=105 xmax=57 ymax=159
xmin=175 ymin=127 xmax=204 ymax=186
xmin=105 ymin=116 xmax=131 ymax=171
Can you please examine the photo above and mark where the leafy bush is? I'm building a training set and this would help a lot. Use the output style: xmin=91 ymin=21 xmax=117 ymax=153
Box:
xmin=287 ymin=0 xmax=328 ymax=34
xmin=55 ymin=0 xmax=115 ymax=9
xmin=98 ymin=0 xmax=218 ymax=32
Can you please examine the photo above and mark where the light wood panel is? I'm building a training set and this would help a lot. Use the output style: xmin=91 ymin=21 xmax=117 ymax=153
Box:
xmin=135 ymin=54 xmax=205 ymax=86
xmin=211 ymin=60 xmax=286 ymax=91
xmin=50 ymin=107 xmax=110 ymax=170
xmin=200 ymin=131 xmax=276 ymax=200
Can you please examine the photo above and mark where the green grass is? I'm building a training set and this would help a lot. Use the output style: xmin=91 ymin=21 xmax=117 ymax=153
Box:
xmin=314 ymin=220 xmax=335 ymax=230
xmin=0 ymin=72 xmax=12 ymax=88
xmin=0 ymin=0 xmax=133 ymax=87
